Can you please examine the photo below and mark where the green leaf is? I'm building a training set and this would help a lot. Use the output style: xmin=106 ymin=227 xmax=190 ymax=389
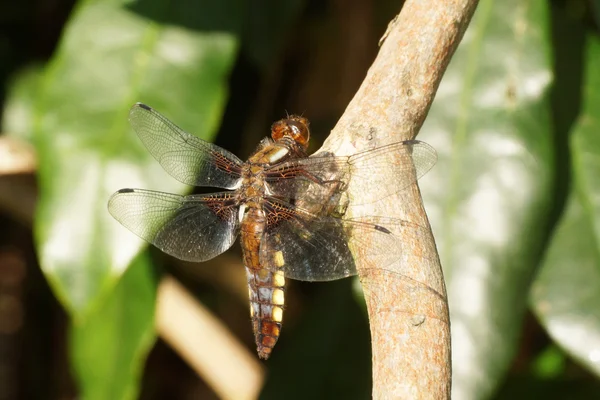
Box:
xmin=418 ymin=0 xmax=553 ymax=398
xmin=531 ymin=35 xmax=600 ymax=377
xmin=30 ymin=0 xmax=239 ymax=318
xmin=70 ymin=252 xmax=157 ymax=400
xmin=11 ymin=1 xmax=241 ymax=399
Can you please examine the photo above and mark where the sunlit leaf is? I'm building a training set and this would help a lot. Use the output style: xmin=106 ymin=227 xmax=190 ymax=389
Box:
xmin=8 ymin=1 xmax=242 ymax=399
xmin=419 ymin=0 xmax=553 ymax=398
xmin=531 ymin=35 xmax=600 ymax=377
xmin=30 ymin=0 xmax=239 ymax=317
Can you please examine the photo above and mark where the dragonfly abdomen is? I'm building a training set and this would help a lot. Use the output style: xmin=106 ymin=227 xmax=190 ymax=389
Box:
xmin=246 ymin=267 xmax=285 ymax=359
xmin=241 ymin=208 xmax=286 ymax=360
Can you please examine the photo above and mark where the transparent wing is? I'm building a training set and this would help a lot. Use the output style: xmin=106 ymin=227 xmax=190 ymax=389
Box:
xmin=264 ymin=140 xmax=437 ymax=205
xmin=260 ymin=198 xmax=354 ymax=281
xmin=108 ymin=189 xmax=239 ymax=262
xmin=129 ymin=103 xmax=243 ymax=189
xmin=260 ymin=197 xmax=428 ymax=281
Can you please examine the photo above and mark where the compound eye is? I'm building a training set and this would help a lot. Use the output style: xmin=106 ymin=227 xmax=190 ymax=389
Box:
xmin=270 ymin=116 xmax=310 ymax=148
xmin=288 ymin=119 xmax=310 ymax=146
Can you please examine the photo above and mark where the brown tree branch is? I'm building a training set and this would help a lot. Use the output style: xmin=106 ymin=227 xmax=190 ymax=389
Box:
xmin=319 ymin=1 xmax=479 ymax=398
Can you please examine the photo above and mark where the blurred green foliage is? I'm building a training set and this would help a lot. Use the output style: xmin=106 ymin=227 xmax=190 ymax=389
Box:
xmin=1 ymin=0 xmax=600 ymax=399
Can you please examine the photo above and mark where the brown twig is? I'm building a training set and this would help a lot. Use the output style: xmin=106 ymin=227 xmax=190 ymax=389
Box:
xmin=0 ymin=136 xmax=37 ymax=176
xmin=320 ymin=1 xmax=479 ymax=398
xmin=0 ymin=137 xmax=38 ymax=225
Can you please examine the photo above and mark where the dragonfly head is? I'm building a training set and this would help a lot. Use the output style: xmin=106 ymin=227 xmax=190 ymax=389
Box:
xmin=271 ymin=115 xmax=310 ymax=149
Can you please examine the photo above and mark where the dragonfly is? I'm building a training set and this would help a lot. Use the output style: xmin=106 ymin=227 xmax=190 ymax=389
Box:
xmin=108 ymin=103 xmax=437 ymax=359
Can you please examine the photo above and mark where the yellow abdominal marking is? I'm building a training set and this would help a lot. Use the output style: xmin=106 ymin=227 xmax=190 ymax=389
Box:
xmin=272 ymin=306 xmax=283 ymax=322
xmin=272 ymin=289 xmax=285 ymax=305
xmin=273 ymin=270 xmax=285 ymax=287
xmin=250 ymin=304 xmax=254 ymax=317
xmin=273 ymin=251 xmax=285 ymax=267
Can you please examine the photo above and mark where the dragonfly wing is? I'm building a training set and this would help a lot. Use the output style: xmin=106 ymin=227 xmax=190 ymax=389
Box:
xmin=264 ymin=140 xmax=437 ymax=204
xmin=129 ymin=103 xmax=243 ymax=189
xmin=264 ymin=152 xmax=350 ymax=201
xmin=108 ymin=189 xmax=239 ymax=262
xmin=347 ymin=140 xmax=437 ymax=202
xmin=260 ymin=197 xmax=356 ymax=281
xmin=260 ymin=198 xmax=432 ymax=282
